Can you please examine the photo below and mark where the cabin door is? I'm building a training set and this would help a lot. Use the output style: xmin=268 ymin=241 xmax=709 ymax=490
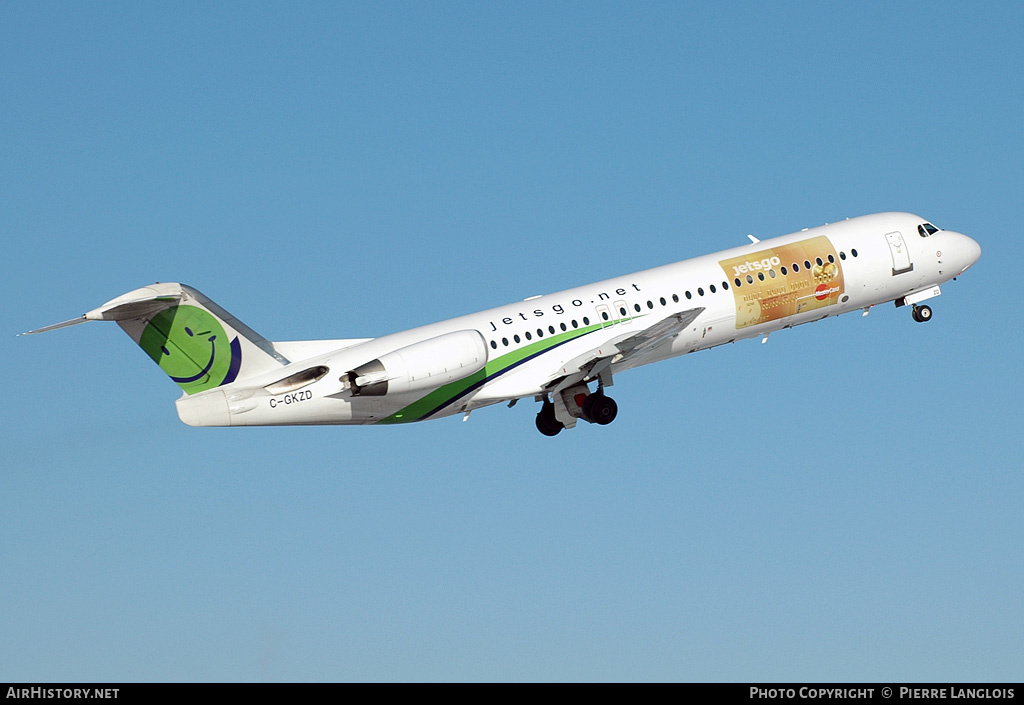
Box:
xmin=885 ymin=231 xmax=914 ymax=275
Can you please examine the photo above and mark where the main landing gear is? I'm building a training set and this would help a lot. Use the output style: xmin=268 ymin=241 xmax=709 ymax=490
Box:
xmin=535 ymin=401 xmax=563 ymax=436
xmin=911 ymin=304 xmax=932 ymax=323
xmin=535 ymin=388 xmax=618 ymax=436
xmin=582 ymin=392 xmax=618 ymax=425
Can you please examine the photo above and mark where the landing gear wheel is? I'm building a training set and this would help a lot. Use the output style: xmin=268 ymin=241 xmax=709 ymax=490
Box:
xmin=535 ymin=401 xmax=563 ymax=436
xmin=582 ymin=392 xmax=618 ymax=426
xmin=912 ymin=304 xmax=932 ymax=323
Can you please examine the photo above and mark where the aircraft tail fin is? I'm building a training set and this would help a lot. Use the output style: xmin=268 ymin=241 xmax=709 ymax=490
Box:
xmin=26 ymin=283 xmax=286 ymax=395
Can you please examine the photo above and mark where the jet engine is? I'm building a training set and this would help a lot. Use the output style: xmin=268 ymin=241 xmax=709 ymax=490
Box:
xmin=344 ymin=329 xmax=487 ymax=396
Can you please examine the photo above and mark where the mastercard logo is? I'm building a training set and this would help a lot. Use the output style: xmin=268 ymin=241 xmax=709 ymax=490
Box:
xmin=815 ymin=283 xmax=838 ymax=301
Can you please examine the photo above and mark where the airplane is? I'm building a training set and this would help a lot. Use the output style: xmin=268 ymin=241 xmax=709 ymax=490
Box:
xmin=24 ymin=212 xmax=980 ymax=435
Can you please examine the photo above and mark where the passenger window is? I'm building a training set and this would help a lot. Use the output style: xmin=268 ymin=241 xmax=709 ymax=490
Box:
xmin=734 ymin=278 xmax=742 ymax=287
xmin=851 ymin=249 xmax=858 ymax=257
xmin=672 ymin=294 xmax=679 ymax=302
xmin=781 ymin=266 xmax=788 ymax=275
xmin=709 ymin=284 xmax=716 ymax=293
xmin=660 ymin=297 xmax=667 ymax=306
xmin=490 ymin=340 xmax=497 ymax=349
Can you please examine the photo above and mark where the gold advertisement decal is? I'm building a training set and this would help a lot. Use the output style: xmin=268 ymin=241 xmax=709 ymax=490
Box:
xmin=719 ymin=236 xmax=844 ymax=329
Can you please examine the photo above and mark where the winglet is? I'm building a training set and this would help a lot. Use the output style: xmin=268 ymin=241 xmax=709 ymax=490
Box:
xmin=747 ymin=234 xmax=760 ymax=244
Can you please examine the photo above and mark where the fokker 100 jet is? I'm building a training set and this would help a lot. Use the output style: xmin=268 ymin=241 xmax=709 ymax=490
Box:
xmin=26 ymin=212 xmax=980 ymax=435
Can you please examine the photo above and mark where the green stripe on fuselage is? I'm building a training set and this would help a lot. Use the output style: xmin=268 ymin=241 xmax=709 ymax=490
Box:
xmin=377 ymin=317 xmax=640 ymax=424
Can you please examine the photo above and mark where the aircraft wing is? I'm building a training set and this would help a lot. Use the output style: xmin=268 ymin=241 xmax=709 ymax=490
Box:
xmin=543 ymin=307 xmax=705 ymax=392
xmin=613 ymin=307 xmax=706 ymax=358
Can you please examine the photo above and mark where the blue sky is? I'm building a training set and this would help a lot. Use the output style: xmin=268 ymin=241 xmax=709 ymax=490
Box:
xmin=2 ymin=1 xmax=1021 ymax=682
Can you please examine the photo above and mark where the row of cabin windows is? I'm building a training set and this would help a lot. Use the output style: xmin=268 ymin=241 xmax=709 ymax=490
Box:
xmin=730 ymin=249 xmax=858 ymax=289
xmin=613 ymin=293 xmax=681 ymax=319
xmin=488 ymin=293 xmax=684 ymax=350
xmin=674 ymin=250 xmax=859 ymax=299
xmin=490 ymin=317 xmax=590 ymax=349
xmin=684 ymin=281 xmax=729 ymax=299
xmin=486 ymin=248 xmax=860 ymax=350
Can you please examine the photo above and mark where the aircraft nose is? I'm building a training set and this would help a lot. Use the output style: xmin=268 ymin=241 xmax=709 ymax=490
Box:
xmin=954 ymin=232 xmax=982 ymax=273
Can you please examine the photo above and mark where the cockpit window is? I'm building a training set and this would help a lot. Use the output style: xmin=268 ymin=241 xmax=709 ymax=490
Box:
xmin=918 ymin=222 xmax=940 ymax=237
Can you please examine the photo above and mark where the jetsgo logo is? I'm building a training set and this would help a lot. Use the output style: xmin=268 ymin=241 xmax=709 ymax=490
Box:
xmin=732 ymin=256 xmax=781 ymax=276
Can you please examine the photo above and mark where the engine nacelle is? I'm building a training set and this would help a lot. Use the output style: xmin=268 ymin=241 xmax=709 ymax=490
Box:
xmin=346 ymin=329 xmax=487 ymax=396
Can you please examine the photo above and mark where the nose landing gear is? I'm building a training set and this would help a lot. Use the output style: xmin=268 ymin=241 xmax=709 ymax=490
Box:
xmin=911 ymin=304 xmax=932 ymax=323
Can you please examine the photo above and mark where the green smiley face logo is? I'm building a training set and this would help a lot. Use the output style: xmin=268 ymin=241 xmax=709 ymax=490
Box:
xmin=139 ymin=305 xmax=242 ymax=394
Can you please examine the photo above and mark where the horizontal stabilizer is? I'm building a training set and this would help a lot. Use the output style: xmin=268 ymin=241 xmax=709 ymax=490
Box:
xmin=85 ymin=294 xmax=181 ymax=321
xmin=22 ymin=289 xmax=181 ymax=335
xmin=22 ymin=316 xmax=88 ymax=335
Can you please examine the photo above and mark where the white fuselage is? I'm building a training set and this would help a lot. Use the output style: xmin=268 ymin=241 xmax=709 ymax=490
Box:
xmin=175 ymin=212 xmax=980 ymax=428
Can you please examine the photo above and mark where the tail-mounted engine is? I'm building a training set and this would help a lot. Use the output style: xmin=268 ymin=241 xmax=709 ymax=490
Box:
xmin=343 ymin=329 xmax=487 ymax=396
